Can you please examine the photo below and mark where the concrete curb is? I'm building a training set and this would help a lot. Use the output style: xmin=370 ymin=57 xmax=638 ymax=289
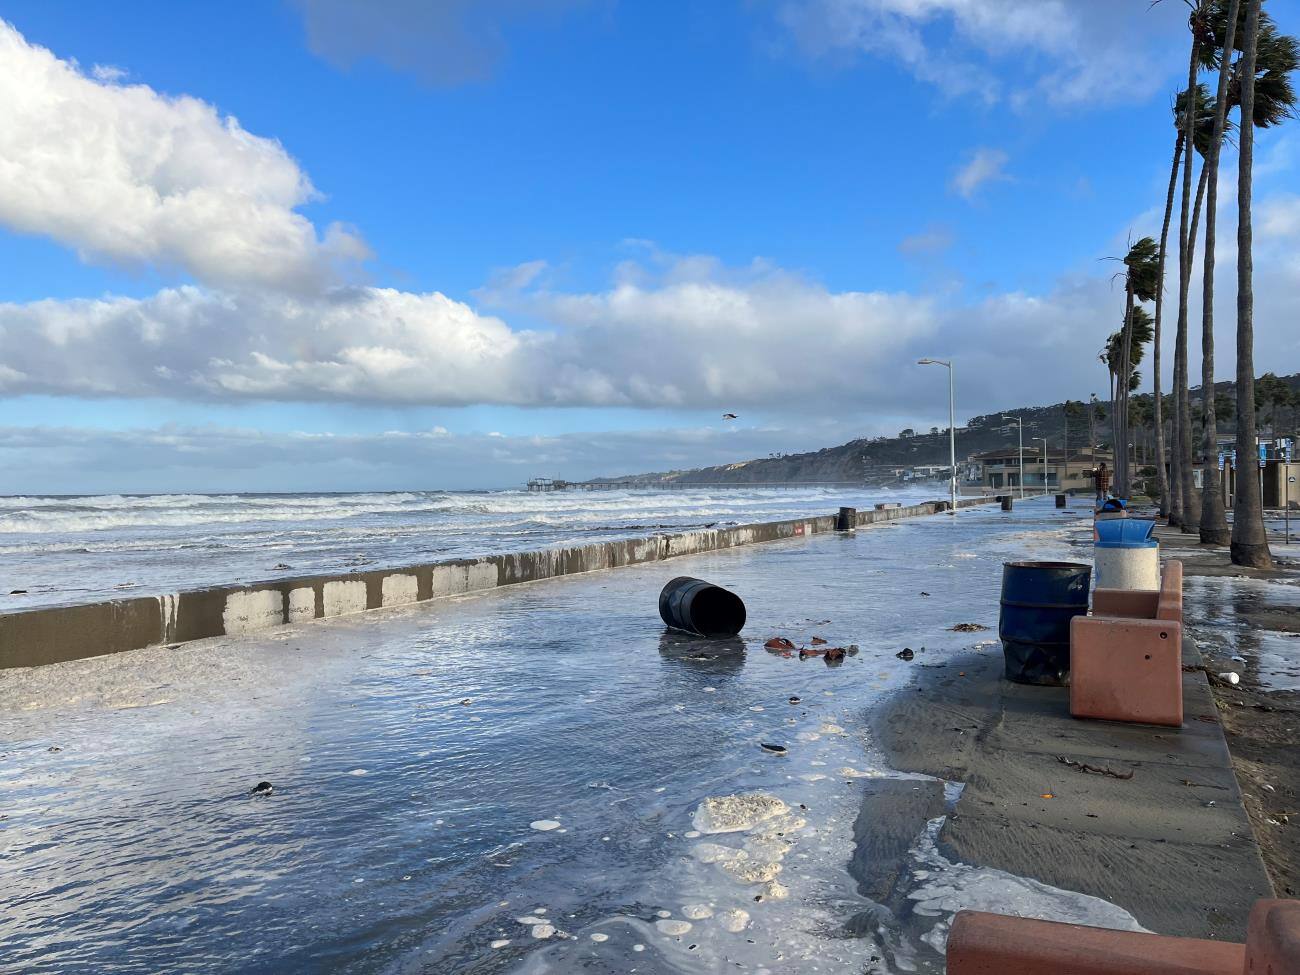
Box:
xmin=1 ymin=496 xmax=1002 ymax=669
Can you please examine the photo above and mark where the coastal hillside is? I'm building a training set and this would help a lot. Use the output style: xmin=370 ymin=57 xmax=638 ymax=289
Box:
xmin=588 ymin=373 xmax=1300 ymax=486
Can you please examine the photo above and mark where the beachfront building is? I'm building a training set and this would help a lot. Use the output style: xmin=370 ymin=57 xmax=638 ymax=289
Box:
xmin=967 ymin=447 xmax=1115 ymax=495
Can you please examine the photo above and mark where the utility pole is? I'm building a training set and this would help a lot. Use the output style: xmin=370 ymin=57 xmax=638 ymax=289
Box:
xmin=918 ymin=358 xmax=957 ymax=515
xmin=1002 ymin=415 xmax=1024 ymax=499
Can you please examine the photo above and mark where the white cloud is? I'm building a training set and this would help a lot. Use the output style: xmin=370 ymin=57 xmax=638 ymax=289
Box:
xmin=0 ymin=260 xmax=939 ymax=409
xmin=950 ymin=147 xmax=1009 ymax=199
xmin=90 ymin=63 xmax=127 ymax=83
xmin=1259 ymin=194 xmax=1300 ymax=240
xmin=778 ymin=0 xmax=1185 ymax=107
xmin=0 ymin=19 xmax=368 ymax=291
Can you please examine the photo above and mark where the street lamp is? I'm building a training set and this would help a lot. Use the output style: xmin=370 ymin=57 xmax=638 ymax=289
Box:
xmin=1001 ymin=415 xmax=1024 ymax=499
xmin=1036 ymin=437 xmax=1049 ymax=496
xmin=918 ymin=358 xmax=957 ymax=516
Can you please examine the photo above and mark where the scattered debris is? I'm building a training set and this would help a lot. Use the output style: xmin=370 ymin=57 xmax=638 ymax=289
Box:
xmin=1058 ymin=756 xmax=1134 ymax=780
xmin=251 ymin=781 xmax=274 ymax=796
xmin=1040 ymin=793 xmax=1055 ymax=799
xmin=788 ymin=696 xmax=801 ymax=705
xmin=9 ymin=589 xmax=26 ymax=595
xmin=920 ymin=591 xmax=931 ymax=597
xmin=47 ymin=746 xmax=62 ymax=753
xmin=811 ymin=637 xmax=827 ymax=646
xmin=460 ymin=698 xmax=473 ymax=706
xmin=272 ymin=563 xmax=293 ymax=570
xmin=798 ymin=648 xmax=823 ymax=659
xmin=823 ymin=647 xmax=846 ymax=664
xmin=1218 ymin=672 xmax=1241 ymax=686
xmin=896 ymin=648 xmax=915 ymax=661
xmin=950 ymin=623 xmax=989 ymax=632
xmin=764 ymin=637 xmax=796 ymax=652
xmin=759 ymin=743 xmax=788 ymax=755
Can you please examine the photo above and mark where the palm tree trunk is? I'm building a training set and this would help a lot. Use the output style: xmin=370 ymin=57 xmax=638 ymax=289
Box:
xmin=1152 ymin=132 xmax=1182 ymax=518
xmin=1109 ymin=372 xmax=1119 ymax=479
xmin=1179 ymin=160 xmax=1209 ymax=531
xmin=1118 ymin=284 xmax=1135 ymax=496
xmin=1199 ymin=0 xmax=1239 ymax=546
xmin=1232 ymin=0 xmax=1271 ymax=568
xmin=1171 ymin=28 xmax=1201 ymax=529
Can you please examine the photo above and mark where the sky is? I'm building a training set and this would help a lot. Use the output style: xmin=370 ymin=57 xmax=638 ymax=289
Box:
xmin=2 ymin=0 xmax=1299 ymax=493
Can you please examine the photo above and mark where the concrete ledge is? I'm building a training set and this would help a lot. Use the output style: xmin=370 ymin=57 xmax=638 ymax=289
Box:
xmin=947 ymin=910 xmax=1246 ymax=974
xmin=0 ymin=496 xmax=1003 ymax=669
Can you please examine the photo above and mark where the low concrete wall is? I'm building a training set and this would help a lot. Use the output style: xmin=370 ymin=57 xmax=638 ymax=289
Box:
xmin=0 ymin=496 xmax=1001 ymax=669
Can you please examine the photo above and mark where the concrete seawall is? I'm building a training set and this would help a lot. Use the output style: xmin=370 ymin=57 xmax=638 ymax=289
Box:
xmin=0 ymin=496 xmax=1001 ymax=669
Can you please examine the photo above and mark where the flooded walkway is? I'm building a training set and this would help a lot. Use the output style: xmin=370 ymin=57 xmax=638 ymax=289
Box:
xmin=1 ymin=501 xmax=1173 ymax=973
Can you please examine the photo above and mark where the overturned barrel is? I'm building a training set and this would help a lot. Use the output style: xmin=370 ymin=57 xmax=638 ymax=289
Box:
xmin=659 ymin=577 xmax=746 ymax=637
xmin=999 ymin=561 xmax=1091 ymax=685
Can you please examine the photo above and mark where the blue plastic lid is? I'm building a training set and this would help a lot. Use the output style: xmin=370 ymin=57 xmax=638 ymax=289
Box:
xmin=1095 ymin=518 xmax=1158 ymax=548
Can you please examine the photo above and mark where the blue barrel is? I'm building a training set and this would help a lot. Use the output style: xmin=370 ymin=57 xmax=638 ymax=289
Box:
xmin=999 ymin=561 xmax=1092 ymax=685
xmin=659 ymin=577 xmax=746 ymax=637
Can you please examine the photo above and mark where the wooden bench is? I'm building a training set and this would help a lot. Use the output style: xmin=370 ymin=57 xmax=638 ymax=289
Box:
xmin=946 ymin=898 xmax=1299 ymax=974
xmin=1069 ymin=560 xmax=1184 ymax=727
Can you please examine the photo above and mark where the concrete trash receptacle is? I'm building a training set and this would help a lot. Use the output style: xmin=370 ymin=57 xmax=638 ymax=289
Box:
xmin=1094 ymin=519 xmax=1160 ymax=591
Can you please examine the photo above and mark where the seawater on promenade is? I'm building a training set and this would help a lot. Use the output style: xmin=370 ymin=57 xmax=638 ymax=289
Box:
xmin=0 ymin=502 xmax=1139 ymax=974
xmin=0 ymin=486 xmax=937 ymax=611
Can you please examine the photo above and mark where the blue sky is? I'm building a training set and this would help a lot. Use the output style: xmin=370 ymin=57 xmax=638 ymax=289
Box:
xmin=2 ymin=1 xmax=1299 ymax=491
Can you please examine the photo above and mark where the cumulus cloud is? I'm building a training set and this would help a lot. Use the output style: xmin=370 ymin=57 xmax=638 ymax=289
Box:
xmin=290 ymin=0 xmax=588 ymax=86
xmin=0 ymin=19 xmax=368 ymax=291
xmin=777 ymin=0 xmax=1185 ymax=107
xmin=0 ymin=261 xmax=938 ymax=409
xmin=950 ymin=148 xmax=1010 ymax=199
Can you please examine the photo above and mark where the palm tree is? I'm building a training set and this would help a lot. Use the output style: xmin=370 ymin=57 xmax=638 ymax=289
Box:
xmin=1171 ymin=0 xmax=1212 ymax=530
xmin=1197 ymin=0 xmax=1240 ymax=546
xmin=1115 ymin=237 xmax=1160 ymax=497
xmin=1106 ymin=308 xmax=1155 ymax=431
xmin=1200 ymin=1 xmax=1298 ymax=544
xmin=1156 ymin=84 xmax=1214 ymax=520
xmin=1231 ymin=0 xmax=1270 ymax=568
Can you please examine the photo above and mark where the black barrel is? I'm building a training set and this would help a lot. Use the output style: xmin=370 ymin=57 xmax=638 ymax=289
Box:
xmin=1055 ymin=493 xmax=1067 ymax=508
xmin=659 ymin=577 xmax=746 ymax=637
xmin=836 ymin=506 xmax=857 ymax=531
xmin=998 ymin=561 xmax=1091 ymax=685
xmin=1001 ymin=496 xmax=1014 ymax=511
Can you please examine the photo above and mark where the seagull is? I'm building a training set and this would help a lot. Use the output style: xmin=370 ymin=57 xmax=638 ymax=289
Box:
xmin=722 ymin=413 xmax=738 ymax=420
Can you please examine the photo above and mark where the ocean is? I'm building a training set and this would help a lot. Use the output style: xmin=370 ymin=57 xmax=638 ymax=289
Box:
xmin=0 ymin=485 xmax=938 ymax=611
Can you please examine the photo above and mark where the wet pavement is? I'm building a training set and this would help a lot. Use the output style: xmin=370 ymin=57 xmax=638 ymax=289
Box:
xmin=1 ymin=499 xmax=1156 ymax=974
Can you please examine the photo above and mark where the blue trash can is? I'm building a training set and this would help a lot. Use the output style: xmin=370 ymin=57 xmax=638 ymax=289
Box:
xmin=999 ymin=561 xmax=1092 ymax=685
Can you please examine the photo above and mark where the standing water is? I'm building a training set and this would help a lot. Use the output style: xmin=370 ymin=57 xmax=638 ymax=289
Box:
xmin=0 ymin=502 xmax=1144 ymax=973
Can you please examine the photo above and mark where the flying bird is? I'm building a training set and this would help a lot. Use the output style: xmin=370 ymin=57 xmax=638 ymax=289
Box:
xmin=722 ymin=413 xmax=738 ymax=420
